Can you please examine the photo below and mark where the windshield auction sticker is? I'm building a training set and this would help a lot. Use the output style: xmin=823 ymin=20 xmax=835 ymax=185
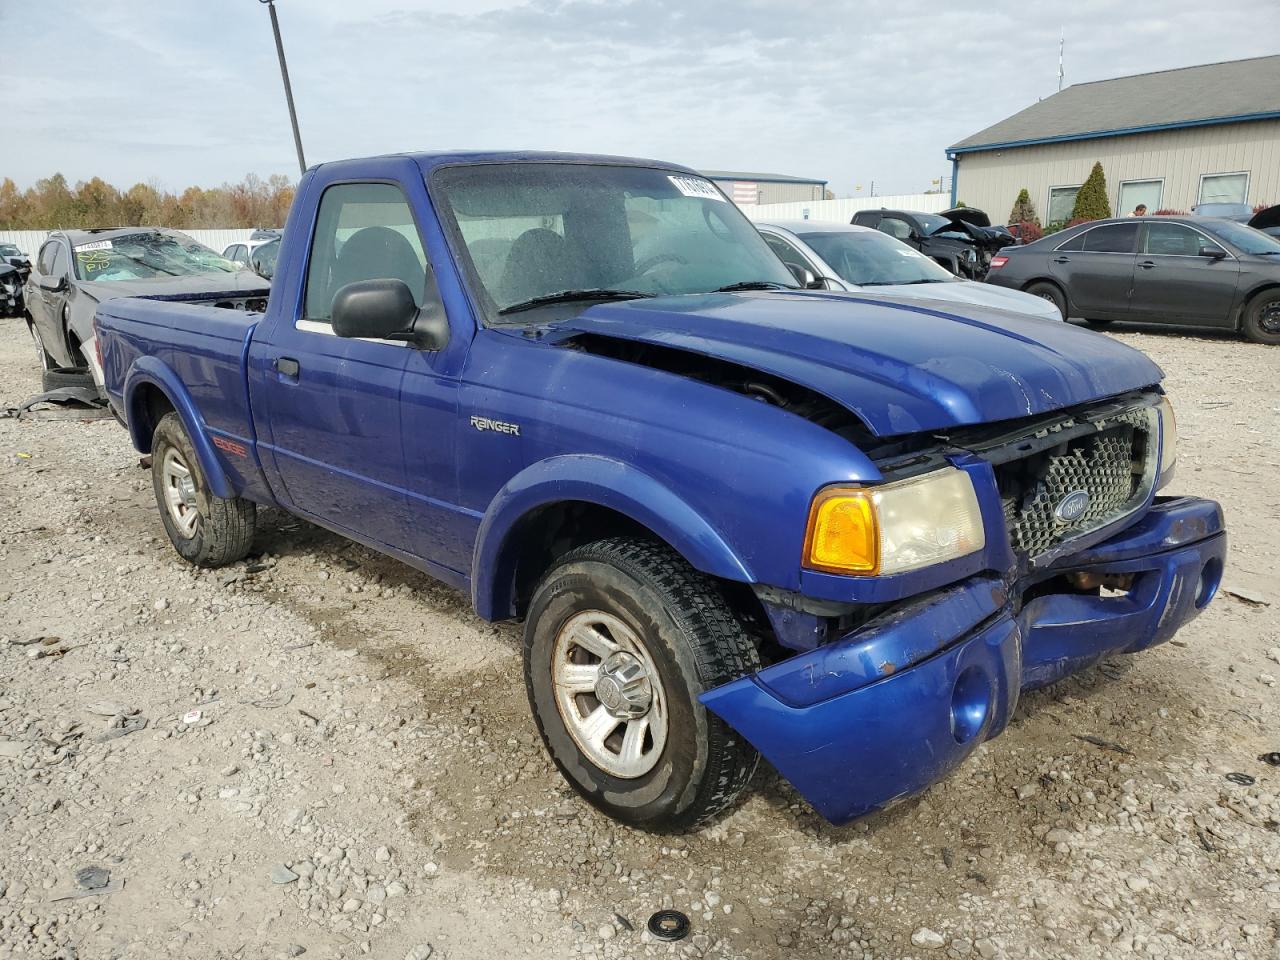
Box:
xmin=668 ymin=176 xmax=726 ymax=202
xmin=75 ymin=240 xmax=113 ymax=251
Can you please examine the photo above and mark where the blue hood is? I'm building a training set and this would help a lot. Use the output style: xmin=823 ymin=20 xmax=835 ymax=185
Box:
xmin=558 ymin=291 xmax=1163 ymax=436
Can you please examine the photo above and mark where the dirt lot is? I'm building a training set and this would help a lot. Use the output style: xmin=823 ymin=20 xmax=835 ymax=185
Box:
xmin=0 ymin=317 xmax=1277 ymax=960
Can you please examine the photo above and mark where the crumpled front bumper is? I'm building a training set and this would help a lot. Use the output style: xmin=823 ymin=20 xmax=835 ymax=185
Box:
xmin=701 ymin=496 xmax=1226 ymax=825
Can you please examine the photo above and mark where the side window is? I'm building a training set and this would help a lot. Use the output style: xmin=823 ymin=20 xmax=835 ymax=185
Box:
xmin=37 ymin=241 xmax=58 ymax=275
xmin=1082 ymin=223 xmax=1139 ymax=254
xmin=304 ymin=182 xmax=429 ymax=323
xmin=1055 ymin=232 xmax=1086 ymax=252
xmin=762 ymin=233 xmax=810 ymax=273
xmin=1143 ymin=223 xmax=1203 ymax=257
xmin=50 ymin=243 xmax=69 ymax=278
xmin=878 ymin=217 xmax=913 ymax=241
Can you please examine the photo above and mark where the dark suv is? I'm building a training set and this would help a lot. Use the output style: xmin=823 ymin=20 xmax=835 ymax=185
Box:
xmin=851 ymin=208 xmax=1013 ymax=279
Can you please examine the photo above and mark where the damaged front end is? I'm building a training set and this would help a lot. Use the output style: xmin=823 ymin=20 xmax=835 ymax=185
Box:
xmin=700 ymin=394 xmax=1227 ymax=825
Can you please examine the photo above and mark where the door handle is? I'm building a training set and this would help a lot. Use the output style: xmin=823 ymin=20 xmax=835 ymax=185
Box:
xmin=274 ymin=357 xmax=300 ymax=378
xmin=1051 ymin=256 xmax=1070 ymax=264
xmin=1139 ymin=260 xmax=1156 ymax=269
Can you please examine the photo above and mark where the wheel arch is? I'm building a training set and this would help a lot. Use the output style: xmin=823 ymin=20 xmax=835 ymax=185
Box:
xmin=472 ymin=456 xmax=755 ymax=622
xmin=123 ymin=358 xmax=233 ymax=499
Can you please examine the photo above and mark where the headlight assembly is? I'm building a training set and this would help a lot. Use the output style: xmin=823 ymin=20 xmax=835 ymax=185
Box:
xmin=804 ymin=467 xmax=986 ymax=577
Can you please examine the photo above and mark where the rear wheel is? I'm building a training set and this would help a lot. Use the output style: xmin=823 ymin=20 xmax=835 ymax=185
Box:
xmin=1241 ymin=289 xmax=1280 ymax=345
xmin=1025 ymin=281 xmax=1067 ymax=320
xmin=151 ymin=413 xmax=256 ymax=567
xmin=524 ymin=537 xmax=760 ymax=831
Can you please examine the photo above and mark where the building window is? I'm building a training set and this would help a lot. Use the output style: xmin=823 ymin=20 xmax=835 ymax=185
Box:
xmin=1047 ymin=185 xmax=1080 ymax=225
xmin=1117 ymin=179 xmax=1163 ymax=216
xmin=1198 ymin=172 xmax=1249 ymax=205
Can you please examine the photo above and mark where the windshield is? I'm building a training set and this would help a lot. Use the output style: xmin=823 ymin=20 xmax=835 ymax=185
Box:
xmin=72 ymin=231 xmax=239 ymax=281
xmin=430 ymin=163 xmax=795 ymax=320
xmin=0 ymin=244 xmax=20 ymax=256
xmin=1202 ymin=220 xmax=1280 ymax=256
xmin=801 ymin=230 xmax=956 ymax=286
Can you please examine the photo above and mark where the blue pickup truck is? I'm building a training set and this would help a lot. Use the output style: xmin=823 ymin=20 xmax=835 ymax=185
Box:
xmin=95 ymin=150 xmax=1227 ymax=830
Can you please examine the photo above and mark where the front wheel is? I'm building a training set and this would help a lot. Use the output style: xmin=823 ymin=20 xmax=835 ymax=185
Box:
xmin=524 ymin=538 xmax=760 ymax=831
xmin=151 ymin=413 xmax=257 ymax=567
xmin=1241 ymin=289 xmax=1280 ymax=344
xmin=1024 ymin=281 xmax=1067 ymax=320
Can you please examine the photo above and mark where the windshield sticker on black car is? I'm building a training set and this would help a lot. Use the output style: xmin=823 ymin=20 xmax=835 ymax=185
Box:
xmin=668 ymin=176 xmax=726 ymax=202
xmin=75 ymin=240 xmax=114 ymax=252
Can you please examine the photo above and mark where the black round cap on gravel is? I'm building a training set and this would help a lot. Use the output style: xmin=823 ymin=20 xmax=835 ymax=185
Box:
xmin=647 ymin=910 xmax=690 ymax=942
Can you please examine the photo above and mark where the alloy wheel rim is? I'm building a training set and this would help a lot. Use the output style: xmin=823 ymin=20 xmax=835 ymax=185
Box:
xmin=161 ymin=448 xmax=201 ymax=538
xmin=551 ymin=610 xmax=668 ymax=779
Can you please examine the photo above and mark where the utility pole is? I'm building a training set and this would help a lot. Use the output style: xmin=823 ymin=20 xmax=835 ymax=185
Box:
xmin=260 ymin=0 xmax=307 ymax=176
xmin=1054 ymin=29 xmax=1064 ymax=92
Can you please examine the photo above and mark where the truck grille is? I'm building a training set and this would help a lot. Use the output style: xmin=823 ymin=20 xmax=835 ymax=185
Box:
xmin=996 ymin=407 xmax=1156 ymax=559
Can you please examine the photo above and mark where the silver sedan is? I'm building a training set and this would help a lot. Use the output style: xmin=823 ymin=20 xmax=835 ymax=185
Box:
xmin=757 ymin=220 xmax=1062 ymax=322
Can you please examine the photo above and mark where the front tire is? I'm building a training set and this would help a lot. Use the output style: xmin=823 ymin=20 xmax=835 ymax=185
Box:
xmin=151 ymin=413 xmax=256 ymax=567
xmin=1241 ymin=289 xmax=1280 ymax=344
xmin=524 ymin=538 xmax=760 ymax=831
xmin=1024 ymin=281 xmax=1067 ymax=320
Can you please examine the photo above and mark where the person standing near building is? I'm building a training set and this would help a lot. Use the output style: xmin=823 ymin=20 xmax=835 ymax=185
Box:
xmin=1131 ymin=203 xmax=1148 ymax=216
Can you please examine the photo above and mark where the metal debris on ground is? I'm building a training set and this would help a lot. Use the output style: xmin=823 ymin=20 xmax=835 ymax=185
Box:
xmin=646 ymin=910 xmax=690 ymax=942
xmin=96 ymin=715 xmax=148 ymax=742
xmin=1073 ymin=734 xmax=1134 ymax=755
xmin=75 ymin=865 xmax=110 ymax=890
xmin=1225 ymin=772 xmax=1256 ymax=786
xmin=1223 ymin=585 xmax=1270 ymax=606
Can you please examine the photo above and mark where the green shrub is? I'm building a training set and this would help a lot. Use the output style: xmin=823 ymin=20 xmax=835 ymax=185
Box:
xmin=1070 ymin=163 xmax=1111 ymax=221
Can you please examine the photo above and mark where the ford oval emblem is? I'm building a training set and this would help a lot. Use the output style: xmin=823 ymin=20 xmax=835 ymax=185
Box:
xmin=1054 ymin=490 xmax=1090 ymax=523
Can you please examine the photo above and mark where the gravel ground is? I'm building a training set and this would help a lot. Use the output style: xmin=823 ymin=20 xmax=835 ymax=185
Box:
xmin=1 ymin=317 xmax=1278 ymax=960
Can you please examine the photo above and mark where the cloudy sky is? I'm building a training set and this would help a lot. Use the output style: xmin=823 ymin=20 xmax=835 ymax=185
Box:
xmin=3 ymin=0 xmax=1276 ymax=197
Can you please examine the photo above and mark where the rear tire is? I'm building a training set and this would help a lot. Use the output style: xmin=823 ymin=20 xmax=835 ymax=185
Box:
xmin=524 ymin=537 xmax=760 ymax=831
xmin=1241 ymin=289 xmax=1280 ymax=345
xmin=151 ymin=413 xmax=256 ymax=567
xmin=1025 ymin=281 xmax=1067 ymax=320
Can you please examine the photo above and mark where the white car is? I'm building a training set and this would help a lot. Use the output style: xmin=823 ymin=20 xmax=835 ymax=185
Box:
xmin=221 ymin=236 xmax=278 ymax=268
xmin=757 ymin=220 xmax=1062 ymax=322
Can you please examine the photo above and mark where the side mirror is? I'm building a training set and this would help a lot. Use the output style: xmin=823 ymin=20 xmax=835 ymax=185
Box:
xmin=332 ymin=278 xmax=418 ymax=340
xmin=330 ymin=278 xmax=450 ymax=351
xmin=786 ymin=263 xmax=817 ymax=288
xmin=38 ymin=275 xmax=67 ymax=292
xmin=1198 ymin=245 xmax=1226 ymax=260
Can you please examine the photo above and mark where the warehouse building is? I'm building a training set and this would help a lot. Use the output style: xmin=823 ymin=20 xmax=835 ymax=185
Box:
xmin=948 ymin=55 xmax=1280 ymax=224
xmin=701 ymin=170 xmax=828 ymax=206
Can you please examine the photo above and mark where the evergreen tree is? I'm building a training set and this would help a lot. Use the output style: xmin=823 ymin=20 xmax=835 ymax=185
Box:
xmin=1070 ymin=162 xmax=1112 ymax=221
xmin=1008 ymin=188 xmax=1040 ymax=226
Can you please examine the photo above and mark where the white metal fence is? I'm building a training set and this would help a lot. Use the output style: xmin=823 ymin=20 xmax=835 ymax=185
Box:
xmin=0 ymin=228 xmax=257 ymax=257
xmin=739 ymin=193 xmax=950 ymax=224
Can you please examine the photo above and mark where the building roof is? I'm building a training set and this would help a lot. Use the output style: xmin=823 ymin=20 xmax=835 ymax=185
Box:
xmin=701 ymin=169 xmax=828 ymax=186
xmin=950 ymin=55 xmax=1280 ymax=154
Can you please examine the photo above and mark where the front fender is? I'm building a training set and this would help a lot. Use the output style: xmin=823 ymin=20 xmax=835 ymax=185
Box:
xmin=472 ymin=454 xmax=754 ymax=620
xmin=124 ymin=356 xmax=233 ymax=500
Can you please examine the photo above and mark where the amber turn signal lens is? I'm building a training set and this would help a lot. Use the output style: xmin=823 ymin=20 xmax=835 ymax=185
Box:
xmin=803 ymin=488 xmax=879 ymax=575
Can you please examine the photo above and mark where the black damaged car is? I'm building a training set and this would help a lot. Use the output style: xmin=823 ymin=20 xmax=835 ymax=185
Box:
xmin=850 ymin=207 xmax=1014 ymax=279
